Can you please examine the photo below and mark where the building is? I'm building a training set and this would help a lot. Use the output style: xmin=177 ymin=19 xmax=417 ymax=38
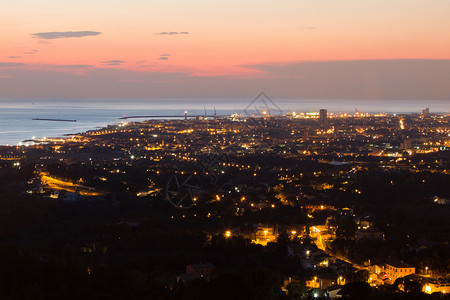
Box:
xmin=306 ymin=278 xmax=320 ymax=288
xmin=327 ymin=285 xmax=343 ymax=299
xmin=355 ymin=229 xmax=385 ymax=241
xmin=186 ymin=263 xmax=215 ymax=277
xmin=400 ymin=274 xmax=450 ymax=294
xmin=306 ymin=275 xmax=338 ymax=290
xmin=423 ymin=282 xmax=450 ymax=294
xmin=432 ymin=196 xmax=450 ymax=205
xmin=177 ymin=263 xmax=215 ymax=283
xmin=319 ymin=109 xmax=328 ymax=123
xmin=318 ymin=274 xmax=338 ymax=290
xmin=302 ymin=203 xmax=335 ymax=211
xmin=383 ymin=263 xmax=415 ymax=281
xmin=251 ymin=224 xmax=277 ymax=246
xmin=401 ymin=139 xmax=412 ymax=150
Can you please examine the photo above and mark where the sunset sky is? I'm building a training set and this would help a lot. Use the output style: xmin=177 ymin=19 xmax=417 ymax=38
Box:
xmin=1 ymin=0 xmax=450 ymax=99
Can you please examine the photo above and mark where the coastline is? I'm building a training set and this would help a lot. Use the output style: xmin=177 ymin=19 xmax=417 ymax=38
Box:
xmin=1 ymin=99 xmax=449 ymax=146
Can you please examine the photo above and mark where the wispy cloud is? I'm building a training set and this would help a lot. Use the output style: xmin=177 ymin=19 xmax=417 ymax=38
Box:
xmin=7 ymin=56 xmax=22 ymax=59
xmin=32 ymin=31 xmax=102 ymax=39
xmin=53 ymin=64 xmax=94 ymax=68
xmin=158 ymin=54 xmax=171 ymax=61
xmin=137 ymin=65 xmax=155 ymax=68
xmin=0 ymin=62 xmax=94 ymax=69
xmin=156 ymin=31 xmax=189 ymax=35
xmin=24 ymin=49 xmax=39 ymax=55
xmin=102 ymin=60 xmax=125 ymax=66
xmin=0 ymin=62 xmax=25 ymax=67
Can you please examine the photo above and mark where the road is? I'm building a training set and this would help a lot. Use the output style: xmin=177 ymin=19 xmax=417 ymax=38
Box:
xmin=40 ymin=172 xmax=104 ymax=196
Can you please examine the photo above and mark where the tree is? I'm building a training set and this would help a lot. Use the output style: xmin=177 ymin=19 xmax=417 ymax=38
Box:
xmin=340 ymin=282 xmax=372 ymax=299
xmin=286 ymin=280 xmax=307 ymax=299
xmin=352 ymin=269 xmax=369 ymax=283
xmin=336 ymin=217 xmax=357 ymax=240
xmin=392 ymin=277 xmax=422 ymax=293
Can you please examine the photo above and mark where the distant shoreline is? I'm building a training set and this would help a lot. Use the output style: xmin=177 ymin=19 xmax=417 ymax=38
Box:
xmin=1 ymin=100 xmax=448 ymax=146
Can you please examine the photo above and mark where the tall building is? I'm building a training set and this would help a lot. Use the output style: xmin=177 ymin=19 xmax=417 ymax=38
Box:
xmin=401 ymin=139 xmax=412 ymax=150
xmin=422 ymin=108 xmax=430 ymax=118
xmin=319 ymin=109 xmax=327 ymax=123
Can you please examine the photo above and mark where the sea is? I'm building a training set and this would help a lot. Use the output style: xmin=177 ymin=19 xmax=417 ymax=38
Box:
xmin=0 ymin=98 xmax=449 ymax=146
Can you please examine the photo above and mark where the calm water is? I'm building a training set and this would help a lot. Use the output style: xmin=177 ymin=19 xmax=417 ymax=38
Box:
xmin=0 ymin=98 xmax=448 ymax=145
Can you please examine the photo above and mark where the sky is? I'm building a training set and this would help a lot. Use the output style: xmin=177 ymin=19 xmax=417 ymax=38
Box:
xmin=1 ymin=0 xmax=450 ymax=100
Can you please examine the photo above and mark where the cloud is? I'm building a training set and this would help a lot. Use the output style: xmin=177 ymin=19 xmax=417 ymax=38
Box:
xmin=1 ymin=59 xmax=449 ymax=101
xmin=53 ymin=64 xmax=94 ymax=68
xmin=0 ymin=62 xmax=25 ymax=67
xmin=116 ymin=79 xmax=148 ymax=83
xmin=242 ymin=59 xmax=450 ymax=99
xmin=302 ymin=26 xmax=316 ymax=30
xmin=0 ymin=62 xmax=93 ymax=70
xmin=137 ymin=65 xmax=155 ymax=68
xmin=8 ymin=56 xmax=22 ymax=59
xmin=32 ymin=31 xmax=102 ymax=39
xmin=25 ymin=49 xmax=39 ymax=55
xmin=102 ymin=60 xmax=125 ymax=65
xmin=156 ymin=31 xmax=189 ymax=35
xmin=158 ymin=54 xmax=171 ymax=60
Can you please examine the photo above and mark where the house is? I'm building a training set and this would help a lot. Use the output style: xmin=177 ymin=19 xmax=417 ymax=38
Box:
xmin=356 ymin=214 xmax=377 ymax=229
xmin=339 ymin=207 xmax=354 ymax=217
xmin=301 ymin=203 xmax=335 ymax=212
xmin=177 ymin=263 xmax=215 ymax=283
xmin=251 ymin=224 xmax=277 ymax=246
xmin=383 ymin=262 xmax=415 ymax=281
xmin=327 ymin=285 xmax=342 ymax=299
xmin=355 ymin=229 xmax=384 ymax=240
xmin=118 ymin=219 xmax=141 ymax=228
xmin=306 ymin=278 xmax=320 ymax=288
xmin=282 ymin=224 xmax=306 ymax=236
xmin=423 ymin=283 xmax=450 ymax=294
xmin=186 ymin=263 xmax=215 ymax=278
xmin=432 ymin=196 xmax=450 ymax=205
xmin=403 ymin=274 xmax=450 ymax=294
xmin=318 ymin=274 xmax=338 ymax=289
